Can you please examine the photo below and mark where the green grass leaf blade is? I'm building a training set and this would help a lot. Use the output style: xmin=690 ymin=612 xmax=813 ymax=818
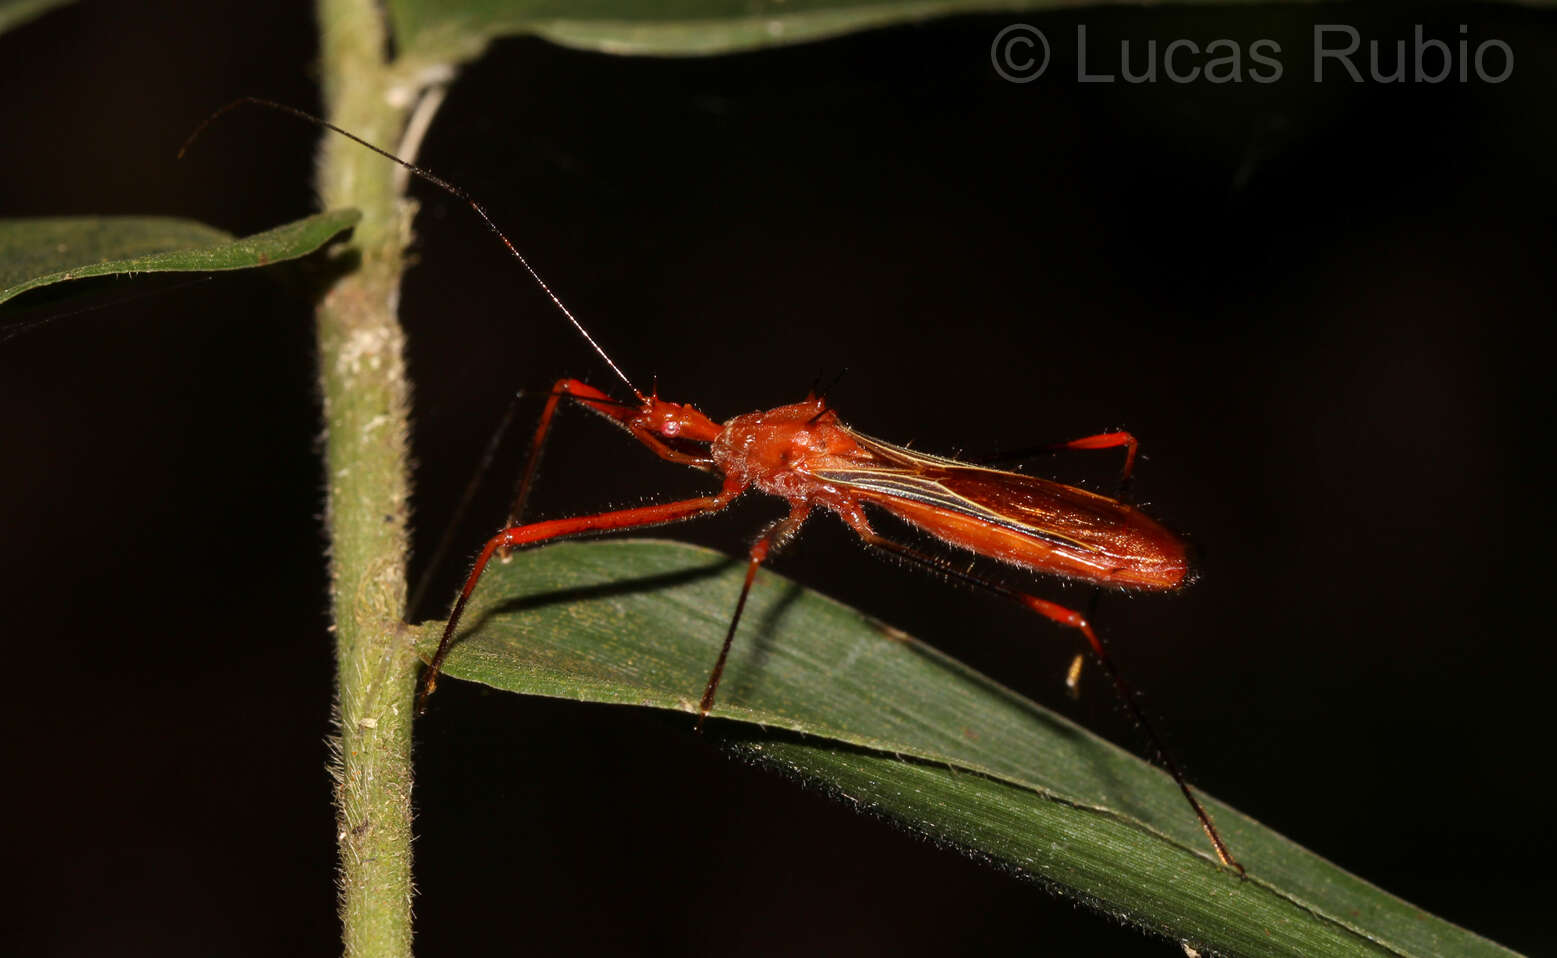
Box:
xmin=386 ymin=0 xmax=1349 ymax=62
xmin=0 ymin=0 xmax=74 ymax=36
xmin=389 ymin=0 xmax=1064 ymax=59
xmin=415 ymin=538 xmax=1520 ymax=958
xmin=0 ymin=211 xmax=361 ymax=305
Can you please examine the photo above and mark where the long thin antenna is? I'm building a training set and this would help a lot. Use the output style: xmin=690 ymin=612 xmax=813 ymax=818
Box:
xmin=180 ymin=97 xmax=642 ymax=398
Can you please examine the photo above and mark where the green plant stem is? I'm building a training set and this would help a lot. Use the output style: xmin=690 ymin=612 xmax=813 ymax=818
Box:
xmin=315 ymin=0 xmax=417 ymax=955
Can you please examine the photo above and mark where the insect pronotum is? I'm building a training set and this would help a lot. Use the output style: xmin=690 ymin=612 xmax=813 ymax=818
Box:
xmin=185 ymin=97 xmax=1242 ymax=873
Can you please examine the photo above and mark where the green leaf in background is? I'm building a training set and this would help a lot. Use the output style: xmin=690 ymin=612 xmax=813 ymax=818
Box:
xmin=386 ymin=0 xmax=1267 ymax=63
xmin=415 ymin=539 xmax=1520 ymax=958
xmin=0 ymin=0 xmax=74 ymax=36
xmin=386 ymin=0 xmax=1557 ymax=66
xmin=0 ymin=211 xmax=361 ymax=306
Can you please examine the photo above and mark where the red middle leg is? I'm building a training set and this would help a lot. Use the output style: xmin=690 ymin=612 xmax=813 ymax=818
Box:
xmin=418 ymin=482 xmax=744 ymax=712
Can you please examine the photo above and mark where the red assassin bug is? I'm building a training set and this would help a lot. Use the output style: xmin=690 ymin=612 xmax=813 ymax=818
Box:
xmin=186 ymin=99 xmax=1241 ymax=873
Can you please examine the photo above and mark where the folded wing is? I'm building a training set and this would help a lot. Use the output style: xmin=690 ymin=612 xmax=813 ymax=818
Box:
xmin=812 ymin=433 xmax=1190 ymax=591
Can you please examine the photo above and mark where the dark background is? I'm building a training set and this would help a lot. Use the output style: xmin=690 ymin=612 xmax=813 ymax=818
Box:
xmin=2 ymin=2 xmax=1552 ymax=955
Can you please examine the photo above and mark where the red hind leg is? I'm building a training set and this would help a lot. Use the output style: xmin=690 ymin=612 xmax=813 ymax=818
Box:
xmin=836 ymin=507 xmax=1241 ymax=872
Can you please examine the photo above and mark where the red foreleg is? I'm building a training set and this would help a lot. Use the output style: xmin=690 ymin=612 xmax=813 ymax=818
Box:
xmin=506 ymin=378 xmax=716 ymax=546
xmin=508 ymin=379 xmax=634 ymax=533
xmin=505 ymin=380 xmax=583 ymax=534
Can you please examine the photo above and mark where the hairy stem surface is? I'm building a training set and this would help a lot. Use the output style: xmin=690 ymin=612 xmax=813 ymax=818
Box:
xmin=316 ymin=0 xmax=419 ymax=954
